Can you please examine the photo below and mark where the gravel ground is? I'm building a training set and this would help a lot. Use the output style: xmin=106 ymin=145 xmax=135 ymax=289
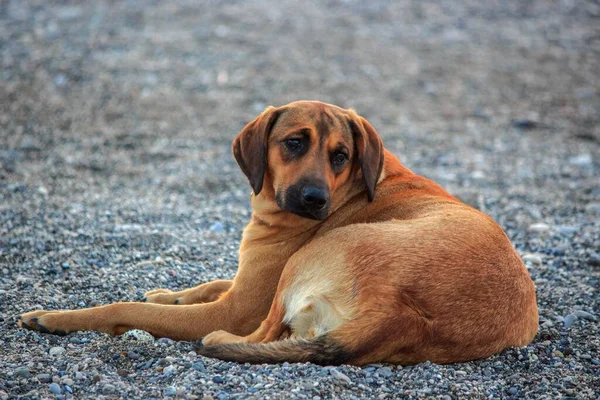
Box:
xmin=1 ymin=0 xmax=599 ymax=399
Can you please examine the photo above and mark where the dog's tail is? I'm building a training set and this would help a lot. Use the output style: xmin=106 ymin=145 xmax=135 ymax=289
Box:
xmin=195 ymin=335 xmax=353 ymax=366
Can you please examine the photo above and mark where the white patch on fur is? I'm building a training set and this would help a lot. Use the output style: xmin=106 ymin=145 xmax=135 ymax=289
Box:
xmin=282 ymin=278 xmax=350 ymax=339
xmin=377 ymin=169 xmax=387 ymax=184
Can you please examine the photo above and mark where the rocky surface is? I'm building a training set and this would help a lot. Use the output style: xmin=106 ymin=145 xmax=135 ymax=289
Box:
xmin=1 ymin=0 xmax=599 ymax=398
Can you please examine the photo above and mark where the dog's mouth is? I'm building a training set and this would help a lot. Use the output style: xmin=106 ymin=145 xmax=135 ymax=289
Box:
xmin=275 ymin=184 xmax=330 ymax=221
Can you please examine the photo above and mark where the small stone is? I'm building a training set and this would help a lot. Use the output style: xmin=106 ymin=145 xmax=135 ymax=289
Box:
xmin=201 ymin=397 xmax=215 ymax=400
xmin=61 ymin=378 xmax=74 ymax=386
xmin=589 ymin=253 xmax=600 ymax=267
xmin=217 ymin=392 xmax=228 ymax=400
xmin=48 ymin=383 xmax=62 ymax=395
xmin=49 ymin=347 xmax=66 ymax=357
xmin=193 ymin=362 xmax=206 ymax=372
xmin=563 ymin=314 xmax=577 ymax=328
xmin=568 ymin=154 xmax=592 ymax=166
xmin=38 ymin=373 xmax=52 ymax=383
xmin=209 ymin=221 xmax=224 ymax=233
xmin=164 ymin=386 xmax=177 ymax=396
xmin=163 ymin=365 xmax=176 ymax=377
xmin=212 ymin=375 xmax=224 ymax=384
xmin=592 ymin=359 xmax=600 ymax=365
xmin=572 ymin=310 xmax=596 ymax=321
xmin=122 ymin=329 xmax=155 ymax=342
xmin=54 ymin=74 xmax=68 ymax=87
xmin=127 ymin=351 xmax=140 ymax=360
xmin=455 ymin=370 xmax=467 ymax=377
xmin=92 ymin=374 xmax=102 ymax=383
xmin=377 ymin=367 xmax=393 ymax=377
xmin=102 ymin=384 xmax=116 ymax=394
xmin=556 ymin=225 xmax=578 ymax=235
xmin=507 ymin=387 xmax=518 ymax=395
xmin=585 ymin=202 xmax=600 ymax=214
xmin=522 ymin=253 xmax=543 ymax=266
xmin=527 ymin=223 xmax=550 ymax=233
xmin=157 ymin=337 xmax=175 ymax=345
xmin=553 ymin=350 xmax=564 ymax=358
xmin=15 ymin=367 xmax=30 ymax=378
xmin=329 ymin=367 xmax=352 ymax=384
xmin=64 ymin=385 xmax=73 ymax=394
xmin=512 ymin=119 xmax=538 ymax=129
xmin=117 ymin=369 xmax=129 ymax=377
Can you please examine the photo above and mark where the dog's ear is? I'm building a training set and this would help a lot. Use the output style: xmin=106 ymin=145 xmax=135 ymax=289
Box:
xmin=232 ymin=106 xmax=283 ymax=195
xmin=348 ymin=113 xmax=384 ymax=202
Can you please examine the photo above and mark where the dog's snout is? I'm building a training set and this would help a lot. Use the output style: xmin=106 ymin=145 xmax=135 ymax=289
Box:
xmin=301 ymin=186 xmax=329 ymax=209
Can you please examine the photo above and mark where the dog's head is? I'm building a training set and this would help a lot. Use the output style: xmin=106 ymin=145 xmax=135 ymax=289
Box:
xmin=233 ymin=101 xmax=384 ymax=220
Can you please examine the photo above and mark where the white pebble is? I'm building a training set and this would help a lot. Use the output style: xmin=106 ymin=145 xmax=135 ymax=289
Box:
xmin=527 ymin=223 xmax=550 ymax=233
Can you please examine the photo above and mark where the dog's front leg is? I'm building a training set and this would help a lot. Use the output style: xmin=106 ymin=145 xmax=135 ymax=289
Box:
xmin=18 ymin=294 xmax=259 ymax=340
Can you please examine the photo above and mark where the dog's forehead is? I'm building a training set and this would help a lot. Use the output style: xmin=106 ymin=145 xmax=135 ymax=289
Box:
xmin=274 ymin=103 xmax=351 ymax=142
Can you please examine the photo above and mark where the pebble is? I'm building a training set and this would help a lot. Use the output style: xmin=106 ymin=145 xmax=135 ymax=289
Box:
xmin=377 ymin=367 xmax=393 ymax=377
xmin=512 ymin=118 xmax=538 ymax=129
xmin=522 ymin=253 xmax=543 ymax=265
xmin=163 ymin=365 xmax=176 ymax=377
xmin=563 ymin=314 xmax=577 ymax=328
xmin=127 ymin=351 xmax=141 ymax=360
xmin=556 ymin=225 xmax=578 ymax=235
xmin=329 ymin=368 xmax=352 ymax=384
xmin=585 ymin=202 xmax=600 ymax=214
xmin=121 ymin=329 xmax=155 ymax=342
xmin=568 ymin=154 xmax=592 ymax=166
xmin=102 ymin=384 xmax=116 ymax=394
xmin=49 ymin=347 xmax=66 ymax=357
xmin=589 ymin=253 xmax=600 ymax=267
xmin=507 ymin=387 xmax=518 ymax=395
xmin=553 ymin=350 xmax=565 ymax=358
xmin=48 ymin=383 xmax=62 ymax=395
xmin=527 ymin=223 xmax=550 ymax=233
xmin=15 ymin=367 xmax=30 ymax=378
xmin=573 ymin=310 xmax=596 ymax=321
xmin=209 ymin=221 xmax=224 ymax=233
xmin=37 ymin=373 xmax=52 ymax=383
xmin=164 ymin=386 xmax=177 ymax=396
xmin=212 ymin=375 xmax=224 ymax=384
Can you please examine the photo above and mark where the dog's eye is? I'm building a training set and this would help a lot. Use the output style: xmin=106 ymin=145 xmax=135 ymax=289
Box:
xmin=332 ymin=152 xmax=348 ymax=165
xmin=285 ymin=139 xmax=302 ymax=151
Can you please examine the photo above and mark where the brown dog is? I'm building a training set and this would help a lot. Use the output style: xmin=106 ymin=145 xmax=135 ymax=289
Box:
xmin=18 ymin=101 xmax=538 ymax=366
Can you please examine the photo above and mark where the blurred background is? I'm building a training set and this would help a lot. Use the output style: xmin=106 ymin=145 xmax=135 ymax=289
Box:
xmin=1 ymin=2 xmax=599 ymax=398
xmin=1 ymin=0 xmax=599 ymax=280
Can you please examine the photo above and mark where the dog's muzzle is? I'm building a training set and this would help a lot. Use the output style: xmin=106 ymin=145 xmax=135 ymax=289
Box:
xmin=279 ymin=182 xmax=330 ymax=220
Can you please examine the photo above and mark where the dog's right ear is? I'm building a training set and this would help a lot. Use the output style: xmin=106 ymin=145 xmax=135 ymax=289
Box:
xmin=232 ymin=106 xmax=283 ymax=195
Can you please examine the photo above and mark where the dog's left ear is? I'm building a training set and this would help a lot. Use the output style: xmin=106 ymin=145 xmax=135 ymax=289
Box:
xmin=348 ymin=113 xmax=385 ymax=202
xmin=232 ymin=106 xmax=283 ymax=195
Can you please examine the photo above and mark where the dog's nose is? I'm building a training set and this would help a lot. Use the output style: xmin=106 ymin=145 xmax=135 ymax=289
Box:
xmin=301 ymin=186 xmax=329 ymax=210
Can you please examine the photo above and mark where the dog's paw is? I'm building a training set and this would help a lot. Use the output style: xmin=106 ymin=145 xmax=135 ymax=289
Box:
xmin=143 ymin=289 xmax=183 ymax=305
xmin=17 ymin=310 xmax=69 ymax=336
xmin=202 ymin=330 xmax=244 ymax=345
xmin=143 ymin=288 xmax=172 ymax=297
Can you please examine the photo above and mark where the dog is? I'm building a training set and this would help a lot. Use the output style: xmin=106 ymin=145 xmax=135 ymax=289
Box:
xmin=18 ymin=101 xmax=538 ymax=366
